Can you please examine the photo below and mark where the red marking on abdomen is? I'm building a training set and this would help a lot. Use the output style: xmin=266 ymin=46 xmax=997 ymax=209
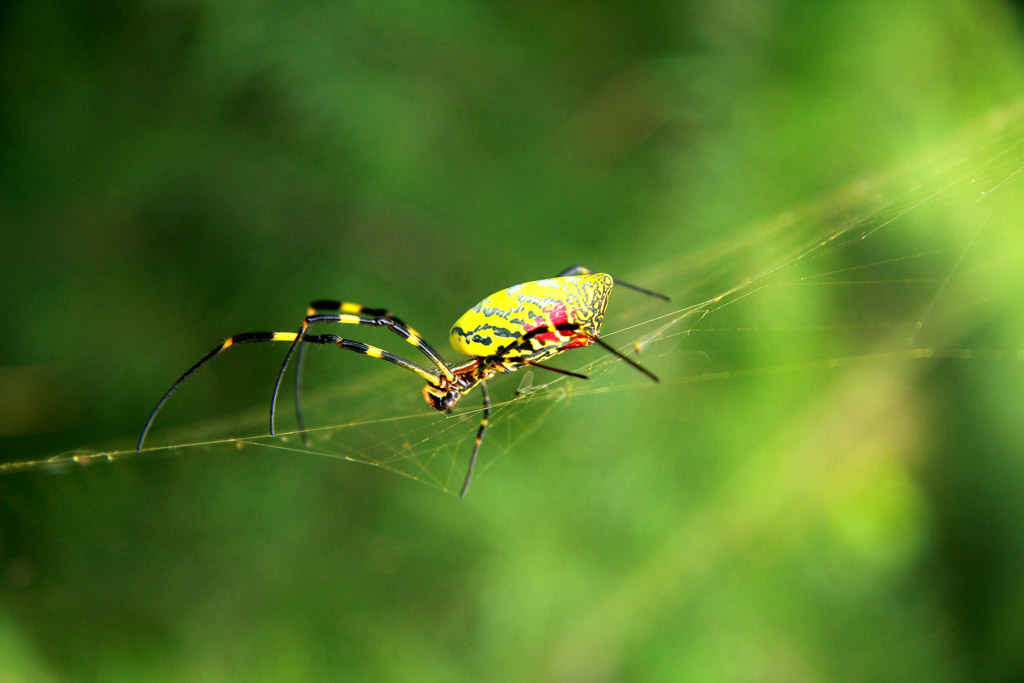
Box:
xmin=531 ymin=303 xmax=592 ymax=348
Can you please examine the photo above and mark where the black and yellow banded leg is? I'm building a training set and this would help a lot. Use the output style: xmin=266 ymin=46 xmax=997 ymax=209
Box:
xmin=503 ymin=322 xmax=660 ymax=383
xmin=283 ymin=331 xmax=443 ymax=437
xmin=289 ymin=303 xmax=371 ymax=437
xmin=273 ymin=301 xmax=455 ymax=440
xmin=300 ymin=301 xmax=452 ymax=376
xmin=302 ymin=333 xmax=440 ymax=382
xmin=557 ymin=265 xmax=670 ymax=301
xmin=138 ymin=331 xmax=443 ymax=451
xmin=138 ymin=331 xmax=303 ymax=450
xmin=460 ymin=381 xmax=490 ymax=498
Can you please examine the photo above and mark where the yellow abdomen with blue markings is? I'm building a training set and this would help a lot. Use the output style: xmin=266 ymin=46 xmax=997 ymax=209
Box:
xmin=449 ymin=273 xmax=614 ymax=359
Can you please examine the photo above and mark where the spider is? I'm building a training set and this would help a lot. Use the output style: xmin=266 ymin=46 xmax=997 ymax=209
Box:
xmin=137 ymin=265 xmax=669 ymax=496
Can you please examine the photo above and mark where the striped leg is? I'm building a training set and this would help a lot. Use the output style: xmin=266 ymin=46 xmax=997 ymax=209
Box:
xmin=460 ymin=381 xmax=490 ymax=498
xmin=140 ymin=332 xmax=300 ymax=450
xmin=305 ymin=334 xmax=440 ymax=382
xmin=273 ymin=301 xmax=455 ymax=439
xmin=138 ymin=332 xmax=442 ymax=450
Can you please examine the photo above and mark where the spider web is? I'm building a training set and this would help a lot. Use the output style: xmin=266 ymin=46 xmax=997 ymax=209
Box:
xmin=3 ymin=100 xmax=1024 ymax=495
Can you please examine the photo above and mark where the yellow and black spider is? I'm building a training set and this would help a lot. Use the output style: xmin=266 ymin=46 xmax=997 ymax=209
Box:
xmin=138 ymin=265 xmax=669 ymax=496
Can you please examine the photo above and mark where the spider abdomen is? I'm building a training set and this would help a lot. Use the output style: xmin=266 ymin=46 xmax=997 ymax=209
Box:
xmin=448 ymin=273 xmax=613 ymax=359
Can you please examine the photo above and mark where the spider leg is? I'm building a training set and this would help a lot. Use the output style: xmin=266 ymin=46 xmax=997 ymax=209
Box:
xmin=272 ymin=301 xmax=454 ymax=440
xmin=139 ymin=331 xmax=305 ymax=451
xmin=523 ymin=361 xmax=589 ymax=380
xmin=460 ymin=381 xmax=490 ymax=498
xmin=293 ymin=330 xmax=310 ymax=438
xmin=306 ymin=333 xmax=440 ymax=380
xmin=557 ymin=265 xmax=670 ymax=301
xmin=138 ymin=331 xmax=441 ymax=450
xmin=556 ymin=264 xmax=591 ymax=277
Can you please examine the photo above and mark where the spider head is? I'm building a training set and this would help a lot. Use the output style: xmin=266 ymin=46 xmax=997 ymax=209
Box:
xmin=422 ymin=383 xmax=461 ymax=412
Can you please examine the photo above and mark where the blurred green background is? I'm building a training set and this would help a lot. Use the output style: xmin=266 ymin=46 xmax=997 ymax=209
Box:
xmin=4 ymin=0 xmax=1024 ymax=680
